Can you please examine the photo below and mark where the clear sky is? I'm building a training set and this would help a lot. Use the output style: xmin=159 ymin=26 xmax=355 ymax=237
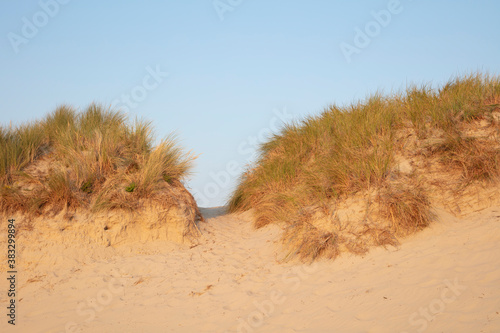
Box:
xmin=1 ymin=0 xmax=500 ymax=207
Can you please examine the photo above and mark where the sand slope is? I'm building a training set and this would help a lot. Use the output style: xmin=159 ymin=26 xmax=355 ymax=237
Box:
xmin=1 ymin=206 xmax=499 ymax=333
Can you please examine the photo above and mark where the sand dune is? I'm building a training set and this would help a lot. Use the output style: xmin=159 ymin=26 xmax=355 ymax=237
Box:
xmin=1 ymin=206 xmax=499 ymax=332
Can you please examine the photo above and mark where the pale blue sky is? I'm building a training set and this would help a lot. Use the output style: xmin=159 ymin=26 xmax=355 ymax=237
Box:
xmin=1 ymin=1 xmax=500 ymax=207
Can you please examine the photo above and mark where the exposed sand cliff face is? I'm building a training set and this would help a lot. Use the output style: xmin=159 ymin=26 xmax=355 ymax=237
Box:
xmin=1 ymin=188 xmax=201 ymax=250
xmin=0 ymin=206 xmax=499 ymax=332
xmin=1 ymin=148 xmax=203 ymax=248
xmin=0 ymin=176 xmax=204 ymax=294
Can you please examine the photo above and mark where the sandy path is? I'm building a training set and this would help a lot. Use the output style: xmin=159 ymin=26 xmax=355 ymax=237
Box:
xmin=1 ymin=206 xmax=500 ymax=332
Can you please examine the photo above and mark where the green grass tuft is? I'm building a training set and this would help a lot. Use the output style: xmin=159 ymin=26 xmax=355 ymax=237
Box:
xmin=125 ymin=182 xmax=136 ymax=193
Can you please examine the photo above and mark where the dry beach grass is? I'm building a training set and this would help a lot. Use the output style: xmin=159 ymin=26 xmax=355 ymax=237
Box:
xmin=229 ymin=73 xmax=500 ymax=261
xmin=0 ymin=104 xmax=202 ymax=244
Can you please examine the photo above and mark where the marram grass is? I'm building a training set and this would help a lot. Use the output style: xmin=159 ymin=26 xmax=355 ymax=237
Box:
xmin=229 ymin=73 xmax=500 ymax=261
xmin=0 ymin=104 xmax=196 ymax=215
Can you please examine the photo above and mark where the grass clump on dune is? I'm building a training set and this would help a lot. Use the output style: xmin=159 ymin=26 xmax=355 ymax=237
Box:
xmin=0 ymin=122 xmax=45 ymax=182
xmin=229 ymin=73 xmax=500 ymax=261
xmin=0 ymin=104 xmax=197 ymax=217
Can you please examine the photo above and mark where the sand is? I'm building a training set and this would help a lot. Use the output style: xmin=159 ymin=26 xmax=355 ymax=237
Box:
xmin=1 ymin=206 xmax=499 ymax=333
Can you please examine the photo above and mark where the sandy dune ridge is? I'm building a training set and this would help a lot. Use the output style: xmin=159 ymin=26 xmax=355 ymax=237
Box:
xmin=1 ymin=206 xmax=500 ymax=332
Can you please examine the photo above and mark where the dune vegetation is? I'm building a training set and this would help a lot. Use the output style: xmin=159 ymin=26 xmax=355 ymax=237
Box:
xmin=229 ymin=73 xmax=500 ymax=261
xmin=0 ymin=104 xmax=198 ymax=220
